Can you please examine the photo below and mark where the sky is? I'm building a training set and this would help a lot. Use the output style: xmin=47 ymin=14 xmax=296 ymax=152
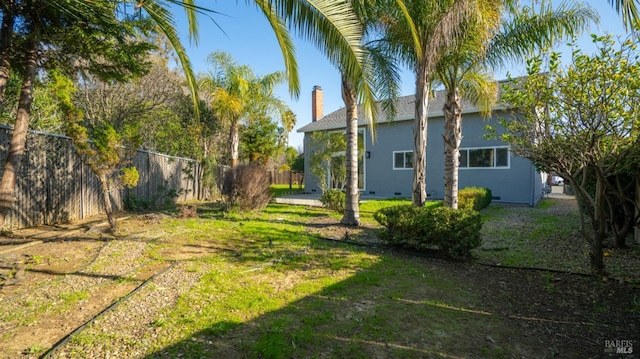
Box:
xmin=174 ymin=1 xmax=627 ymax=151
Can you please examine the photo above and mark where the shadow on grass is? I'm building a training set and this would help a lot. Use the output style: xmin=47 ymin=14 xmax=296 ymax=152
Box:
xmin=140 ymin=243 xmax=630 ymax=359
xmin=117 ymin=200 xmax=635 ymax=358
xmin=143 ymin=253 xmax=520 ymax=358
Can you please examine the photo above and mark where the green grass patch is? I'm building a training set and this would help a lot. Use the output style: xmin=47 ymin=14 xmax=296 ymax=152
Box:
xmin=51 ymin=197 xmax=638 ymax=358
xmin=270 ymin=184 xmax=304 ymax=197
xmin=474 ymin=198 xmax=590 ymax=272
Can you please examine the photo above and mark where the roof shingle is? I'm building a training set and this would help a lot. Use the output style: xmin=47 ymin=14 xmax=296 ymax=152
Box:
xmin=296 ymin=89 xmax=481 ymax=133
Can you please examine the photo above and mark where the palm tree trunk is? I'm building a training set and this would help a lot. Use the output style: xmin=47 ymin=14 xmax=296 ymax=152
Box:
xmin=0 ymin=29 xmax=39 ymax=226
xmin=443 ymin=87 xmax=462 ymax=209
xmin=0 ymin=2 xmax=15 ymax=110
xmin=340 ymin=74 xmax=360 ymax=226
xmin=230 ymin=121 xmax=239 ymax=168
xmin=229 ymin=122 xmax=240 ymax=204
xmin=413 ymin=64 xmax=430 ymax=207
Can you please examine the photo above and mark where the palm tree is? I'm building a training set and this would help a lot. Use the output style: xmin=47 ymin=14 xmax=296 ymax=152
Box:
xmin=375 ymin=0 xmax=487 ymax=207
xmin=339 ymin=73 xmax=362 ymax=225
xmin=338 ymin=0 xmax=402 ymax=226
xmin=437 ymin=0 xmax=597 ymax=209
xmin=199 ymin=51 xmax=287 ymax=169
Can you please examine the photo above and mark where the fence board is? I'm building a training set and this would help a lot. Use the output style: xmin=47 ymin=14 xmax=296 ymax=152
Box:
xmin=0 ymin=126 xmax=200 ymax=229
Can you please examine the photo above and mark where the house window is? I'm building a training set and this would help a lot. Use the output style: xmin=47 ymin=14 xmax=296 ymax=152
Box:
xmin=393 ymin=151 xmax=413 ymax=170
xmin=460 ymin=146 xmax=509 ymax=169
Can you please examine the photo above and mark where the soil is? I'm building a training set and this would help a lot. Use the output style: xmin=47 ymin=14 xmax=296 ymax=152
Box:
xmin=0 ymin=202 xmax=638 ymax=358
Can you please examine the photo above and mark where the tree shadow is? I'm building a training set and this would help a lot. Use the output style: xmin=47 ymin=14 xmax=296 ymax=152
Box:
xmin=140 ymin=242 xmax=630 ymax=358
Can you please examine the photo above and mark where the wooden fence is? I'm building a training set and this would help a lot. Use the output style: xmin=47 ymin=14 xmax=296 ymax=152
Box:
xmin=268 ymin=170 xmax=303 ymax=186
xmin=0 ymin=126 xmax=199 ymax=229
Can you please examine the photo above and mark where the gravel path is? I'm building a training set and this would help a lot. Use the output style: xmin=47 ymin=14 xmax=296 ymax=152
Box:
xmin=49 ymin=261 xmax=202 ymax=358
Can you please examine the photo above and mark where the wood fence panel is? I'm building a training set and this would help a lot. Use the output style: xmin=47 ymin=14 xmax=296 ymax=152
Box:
xmin=0 ymin=126 xmax=200 ymax=229
xmin=269 ymin=170 xmax=303 ymax=186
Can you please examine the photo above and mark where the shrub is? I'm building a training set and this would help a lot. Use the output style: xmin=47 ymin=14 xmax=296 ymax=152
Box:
xmin=320 ymin=189 xmax=346 ymax=213
xmin=124 ymin=194 xmax=150 ymax=211
xmin=222 ymin=164 xmax=272 ymax=211
xmin=119 ymin=167 xmax=140 ymax=188
xmin=427 ymin=207 xmax=483 ymax=258
xmin=458 ymin=187 xmax=492 ymax=210
xmin=374 ymin=205 xmax=482 ymax=259
xmin=373 ymin=204 xmax=421 ymax=246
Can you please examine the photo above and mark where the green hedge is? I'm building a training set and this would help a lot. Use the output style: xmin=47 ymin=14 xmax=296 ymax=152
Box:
xmin=458 ymin=187 xmax=492 ymax=211
xmin=374 ymin=204 xmax=482 ymax=259
xmin=320 ymin=189 xmax=346 ymax=213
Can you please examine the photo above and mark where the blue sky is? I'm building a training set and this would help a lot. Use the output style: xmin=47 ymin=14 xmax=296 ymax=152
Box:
xmin=175 ymin=1 xmax=627 ymax=150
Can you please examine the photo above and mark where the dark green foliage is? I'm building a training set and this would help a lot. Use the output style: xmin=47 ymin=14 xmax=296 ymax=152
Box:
xmin=124 ymin=184 xmax=184 ymax=212
xmin=320 ymin=189 xmax=346 ymax=213
xmin=291 ymin=154 xmax=304 ymax=173
xmin=372 ymin=205 xmax=422 ymax=245
xmin=374 ymin=204 xmax=483 ymax=259
xmin=240 ymin=116 xmax=281 ymax=164
xmin=458 ymin=187 xmax=492 ymax=210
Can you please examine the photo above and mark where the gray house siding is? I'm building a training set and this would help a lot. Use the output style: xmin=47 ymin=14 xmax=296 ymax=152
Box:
xmin=364 ymin=121 xmax=414 ymax=197
xmin=299 ymin=92 xmax=545 ymax=206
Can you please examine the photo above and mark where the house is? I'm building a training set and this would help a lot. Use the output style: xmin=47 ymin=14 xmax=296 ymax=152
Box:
xmin=297 ymin=85 xmax=547 ymax=206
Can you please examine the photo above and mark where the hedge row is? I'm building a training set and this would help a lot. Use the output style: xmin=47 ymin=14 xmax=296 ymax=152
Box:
xmin=373 ymin=204 xmax=483 ymax=259
xmin=458 ymin=187 xmax=492 ymax=211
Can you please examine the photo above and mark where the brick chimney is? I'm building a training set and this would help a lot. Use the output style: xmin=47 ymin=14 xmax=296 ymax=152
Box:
xmin=312 ymin=85 xmax=323 ymax=122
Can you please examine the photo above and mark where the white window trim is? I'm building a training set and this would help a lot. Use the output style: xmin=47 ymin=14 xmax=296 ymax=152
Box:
xmin=393 ymin=150 xmax=413 ymax=170
xmin=460 ymin=146 xmax=510 ymax=170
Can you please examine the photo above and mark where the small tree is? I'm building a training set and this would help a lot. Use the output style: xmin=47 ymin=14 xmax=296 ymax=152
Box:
xmin=51 ymin=71 xmax=140 ymax=233
xmin=498 ymin=34 xmax=640 ymax=274
xmin=281 ymin=146 xmax=304 ymax=190
xmin=309 ymin=131 xmax=347 ymax=191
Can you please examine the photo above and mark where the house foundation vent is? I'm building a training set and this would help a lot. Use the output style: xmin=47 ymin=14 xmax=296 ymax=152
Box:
xmin=394 ymin=192 xmax=401 ymax=196
xmin=368 ymin=191 xmax=376 ymax=195
xmin=492 ymin=196 xmax=501 ymax=200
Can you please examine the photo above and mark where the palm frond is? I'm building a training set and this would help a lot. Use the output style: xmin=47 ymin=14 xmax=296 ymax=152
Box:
xmin=253 ymin=0 xmax=300 ymax=98
xmin=487 ymin=0 xmax=598 ymax=70
xmin=269 ymin=0 xmax=376 ymax=122
xmin=608 ymin=0 xmax=640 ymax=30
xmin=458 ymin=71 xmax=497 ymax=117
xmin=140 ymin=1 xmax=200 ymax=119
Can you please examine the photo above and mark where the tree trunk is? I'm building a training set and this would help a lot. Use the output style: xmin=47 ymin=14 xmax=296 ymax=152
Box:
xmin=443 ymin=87 xmax=462 ymax=209
xmin=99 ymin=175 xmax=118 ymax=233
xmin=413 ymin=63 xmax=430 ymax=207
xmin=590 ymin=173 xmax=607 ymax=274
xmin=340 ymin=74 xmax=360 ymax=226
xmin=0 ymin=30 xmax=39 ymax=226
xmin=230 ymin=121 xmax=239 ymax=168
xmin=228 ymin=122 xmax=240 ymax=204
xmin=0 ymin=2 xmax=15 ymax=110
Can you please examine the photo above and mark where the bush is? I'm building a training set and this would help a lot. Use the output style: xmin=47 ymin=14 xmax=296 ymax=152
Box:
xmin=320 ymin=189 xmax=346 ymax=213
xmin=374 ymin=205 xmax=482 ymax=259
xmin=458 ymin=187 xmax=492 ymax=210
xmin=373 ymin=204 xmax=422 ymax=246
xmin=222 ymin=164 xmax=272 ymax=211
xmin=124 ymin=194 xmax=149 ymax=211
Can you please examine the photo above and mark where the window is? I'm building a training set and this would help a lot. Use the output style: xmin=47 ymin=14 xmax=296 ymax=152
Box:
xmin=460 ymin=146 xmax=509 ymax=169
xmin=393 ymin=151 xmax=413 ymax=170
